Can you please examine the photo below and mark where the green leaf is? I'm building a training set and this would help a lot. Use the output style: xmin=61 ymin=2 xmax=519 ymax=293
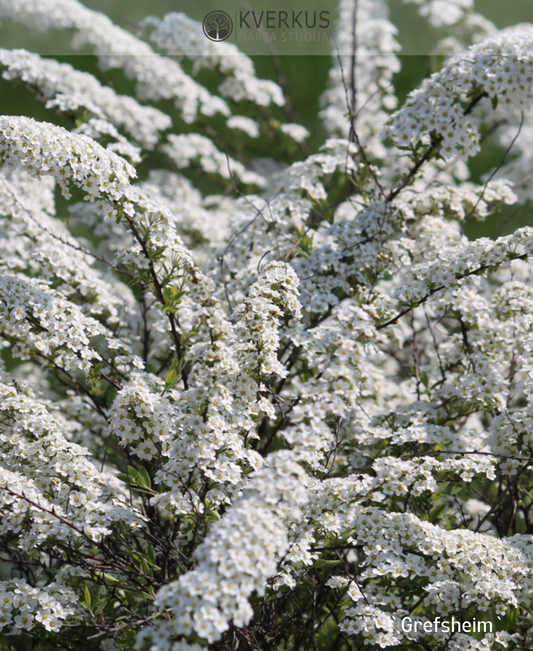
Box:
xmin=138 ymin=466 xmax=151 ymax=490
xmin=127 ymin=465 xmax=142 ymax=485
xmin=165 ymin=367 xmax=178 ymax=388
xmin=83 ymin=586 xmax=91 ymax=608
xmin=164 ymin=356 xmax=183 ymax=391
xmin=449 ymin=483 xmax=464 ymax=496
xmin=146 ymin=544 xmax=157 ymax=567
xmin=100 ymin=573 xmax=120 ymax=585
xmin=314 ymin=559 xmax=341 ymax=569
xmin=126 ymin=465 xmax=153 ymax=492
xmin=429 ymin=502 xmax=448 ymax=523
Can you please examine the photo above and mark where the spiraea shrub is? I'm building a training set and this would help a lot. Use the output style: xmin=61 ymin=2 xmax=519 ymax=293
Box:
xmin=1 ymin=0 xmax=533 ymax=650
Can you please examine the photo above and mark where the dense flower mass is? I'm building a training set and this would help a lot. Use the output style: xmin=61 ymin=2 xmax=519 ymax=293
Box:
xmin=0 ymin=49 xmax=171 ymax=148
xmin=1 ymin=1 xmax=533 ymax=651
xmin=382 ymin=25 xmax=533 ymax=159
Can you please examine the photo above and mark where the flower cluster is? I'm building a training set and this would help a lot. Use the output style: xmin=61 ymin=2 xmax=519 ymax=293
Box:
xmin=403 ymin=0 xmax=474 ymax=28
xmin=0 ymin=380 xmax=140 ymax=546
xmin=234 ymin=261 xmax=301 ymax=378
xmin=383 ymin=26 xmax=533 ymax=159
xmin=163 ymin=134 xmax=267 ymax=189
xmin=0 ymin=579 xmax=77 ymax=633
xmin=0 ymin=115 xmax=135 ymax=200
xmin=142 ymin=453 xmax=308 ymax=646
xmin=0 ymin=48 xmax=171 ymax=147
xmin=0 ymin=0 xmax=229 ymax=123
xmin=142 ymin=13 xmax=285 ymax=109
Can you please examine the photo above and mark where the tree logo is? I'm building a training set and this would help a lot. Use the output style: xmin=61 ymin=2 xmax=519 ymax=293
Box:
xmin=203 ymin=10 xmax=233 ymax=42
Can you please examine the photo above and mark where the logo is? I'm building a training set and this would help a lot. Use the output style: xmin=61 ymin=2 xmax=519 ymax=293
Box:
xmin=203 ymin=10 xmax=233 ymax=42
